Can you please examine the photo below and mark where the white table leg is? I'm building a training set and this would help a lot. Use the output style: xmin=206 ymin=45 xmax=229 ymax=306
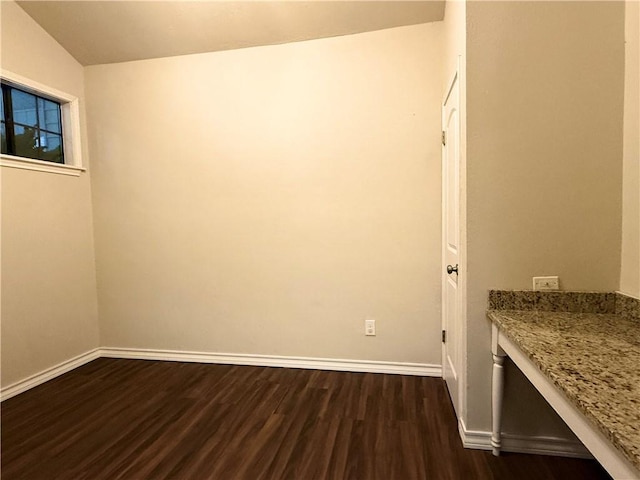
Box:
xmin=491 ymin=352 xmax=506 ymax=456
xmin=491 ymin=323 xmax=507 ymax=456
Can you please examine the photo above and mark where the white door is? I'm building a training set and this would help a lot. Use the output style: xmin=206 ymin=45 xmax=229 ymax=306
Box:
xmin=442 ymin=69 xmax=461 ymax=417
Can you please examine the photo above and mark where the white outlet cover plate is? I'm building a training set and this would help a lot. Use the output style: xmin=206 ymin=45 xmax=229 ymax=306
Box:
xmin=365 ymin=319 xmax=376 ymax=336
xmin=533 ymin=276 xmax=560 ymax=291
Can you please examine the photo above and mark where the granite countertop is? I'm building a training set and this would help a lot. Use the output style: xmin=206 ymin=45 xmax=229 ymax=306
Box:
xmin=488 ymin=308 xmax=640 ymax=472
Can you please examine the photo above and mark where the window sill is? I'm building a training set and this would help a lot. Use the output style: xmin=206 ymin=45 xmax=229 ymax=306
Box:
xmin=0 ymin=154 xmax=85 ymax=177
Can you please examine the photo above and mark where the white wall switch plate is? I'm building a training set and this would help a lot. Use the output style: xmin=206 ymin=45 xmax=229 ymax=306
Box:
xmin=533 ymin=276 xmax=560 ymax=291
xmin=365 ymin=319 xmax=376 ymax=336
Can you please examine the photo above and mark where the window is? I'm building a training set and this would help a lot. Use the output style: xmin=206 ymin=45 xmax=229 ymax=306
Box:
xmin=1 ymin=83 xmax=65 ymax=164
xmin=0 ymin=70 xmax=84 ymax=176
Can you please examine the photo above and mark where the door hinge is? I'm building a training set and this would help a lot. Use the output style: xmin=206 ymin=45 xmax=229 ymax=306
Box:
xmin=442 ymin=330 xmax=446 ymax=343
xmin=442 ymin=130 xmax=446 ymax=146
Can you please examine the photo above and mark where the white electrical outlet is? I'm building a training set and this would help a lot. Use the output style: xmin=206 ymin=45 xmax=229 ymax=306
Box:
xmin=533 ymin=276 xmax=560 ymax=291
xmin=365 ymin=319 xmax=376 ymax=336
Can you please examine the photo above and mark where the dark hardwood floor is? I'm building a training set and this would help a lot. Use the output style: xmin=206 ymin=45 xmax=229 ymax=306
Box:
xmin=1 ymin=358 xmax=611 ymax=479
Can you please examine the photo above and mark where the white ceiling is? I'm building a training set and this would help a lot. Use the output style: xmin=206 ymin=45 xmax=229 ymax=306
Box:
xmin=16 ymin=1 xmax=445 ymax=66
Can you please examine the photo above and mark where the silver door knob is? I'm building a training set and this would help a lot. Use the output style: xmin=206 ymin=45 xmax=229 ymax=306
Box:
xmin=446 ymin=264 xmax=459 ymax=275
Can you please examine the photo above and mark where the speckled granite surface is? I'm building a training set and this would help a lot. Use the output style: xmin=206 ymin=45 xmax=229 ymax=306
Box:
xmin=488 ymin=290 xmax=617 ymax=313
xmin=488 ymin=309 xmax=640 ymax=472
xmin=616 ymin=292 xmax=640 ymax=322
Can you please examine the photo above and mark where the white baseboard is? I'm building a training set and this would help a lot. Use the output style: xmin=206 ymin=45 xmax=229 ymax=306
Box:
xmin=1 ymin=347 xmax=440 ymax=403
xmin=0 ymin=348 xmax=100 ymax=401
xmin=99 ymin=347 xmax=442 ymax=377
xmin=0 ymin=348 xmax=593 ymax=462
xmin=458 ymin=419 xmax=592 ymax=459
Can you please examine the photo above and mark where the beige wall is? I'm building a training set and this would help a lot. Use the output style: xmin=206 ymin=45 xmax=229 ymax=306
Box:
xmin=86 ymin=23 xmax=444 ymax=364
xmin=0 ymin=1 xmax=100 ymax=387
xmin=620 ymin=0 xmax=639 ymax=298
xmin=465 ymin=0 xmax=625 ymax=433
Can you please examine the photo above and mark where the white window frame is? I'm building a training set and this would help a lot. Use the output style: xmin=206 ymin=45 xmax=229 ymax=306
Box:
xmin=1 ymin=69 xmax=85 ymax=177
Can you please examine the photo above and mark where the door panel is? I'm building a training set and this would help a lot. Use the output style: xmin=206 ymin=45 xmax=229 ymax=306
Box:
xmin=442 ymin=71 xmax=461 ymax=417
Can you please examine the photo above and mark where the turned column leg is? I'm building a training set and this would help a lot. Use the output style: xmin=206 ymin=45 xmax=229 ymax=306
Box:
xmin=491 ymin=351 xmax=506 ymax=456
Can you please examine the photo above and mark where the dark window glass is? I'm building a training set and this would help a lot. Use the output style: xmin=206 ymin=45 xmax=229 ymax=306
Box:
xmin=11 ymin=89 xmax=38 ymax=127
xmin=38 ymin=98 xmax=62 ymax=134
xmin=1 ymin=82 xmax=64 ymax=164
xmin=1 ymin=93 xmax=5 ymax=153
xmin=1 ymin=123 xmax=6 ymax=154
xmin=40 ymin=132 xmax=63 ymax=163
xmin=13 ymin=124 xmax=38 ymax=159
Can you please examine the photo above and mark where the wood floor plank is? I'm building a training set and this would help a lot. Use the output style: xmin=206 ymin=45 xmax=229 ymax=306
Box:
xmin=1 ymin=358 xmax=612 ymax=480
